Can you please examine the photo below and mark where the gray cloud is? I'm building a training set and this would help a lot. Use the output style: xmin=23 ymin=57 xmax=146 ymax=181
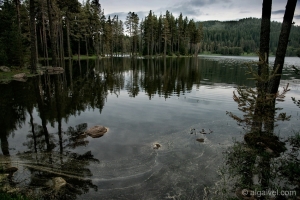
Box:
xmin=106 ymin=11 xmax=148 ymax=22
xmin=189 ymin=0 xmax=231 ymax=7
xmin=158 ymin=0 xmax=232 ymax=18
xmin=106 ymin=12 xmax=127 ymax=21
xmin=100 ymin=0 xmax=300 ymax=24
xmin=272 ymin=10 xmax=285 ymax=15
xmin=240 ymin=11 xmax=250 ymax=14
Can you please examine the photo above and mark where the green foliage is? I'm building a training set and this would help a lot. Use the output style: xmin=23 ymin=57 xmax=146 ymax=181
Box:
xmin=0 ymin=0 xmax=24 ymax=66
xmin=0 ymin=192 xmax=31 ymax=200
xmin=201 ymin=18 xmax=300 ymax=56
xmin=226 ymin=57 xmax=291 ymax=133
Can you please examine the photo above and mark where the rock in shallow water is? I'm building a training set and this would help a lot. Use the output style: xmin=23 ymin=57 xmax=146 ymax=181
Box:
xmin=0 ymin=66 xmax=10 ymax=72
xmin=85 ymin=125 xmax=108 ymax=138
xmin=153 ymin=143 xmax=161 ymax=149
xmin=47 ymin=177 xmax=66 ymax=191
xmin=196 ymin=138 xmax=204 ymax=143
xmin=12 ymin=73 xmax=27 ymax=82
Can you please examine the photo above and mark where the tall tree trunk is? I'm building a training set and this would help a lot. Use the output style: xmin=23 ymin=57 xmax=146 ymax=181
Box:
xmin=268 ymin=0 xmax=297 ymax=94
xmin=59 ymin=22 xmax=64 ymax=68
xmin=258 ymin=0 xmax=272 ymax=77
xmin=15 ymin=0 xmax=21 ymax=31
xmin=78 ymin=38 xmax=81 ymax=66
xmin=147 ymin=40 xmax=150 ymax=56
xmin=85 ymin=36 xmax=89 ymax=57
xmin=264 ymin=0 xmax=297 ymax=134
xmin=66 ymin=16 xmax=72 ymax=59
xmin=56 ymin=25 xmax=60 ymax=67
xmin=35 ymin=23 xmax=38 ymax=62
xmin=164 ymin=37 xmax=167 ymax=57
xmin=40 ymin=27 xmax=46 ymax=64
xmin=15 ymin=0 xmax=23 ymax=67
xmin=178 ymin=35 xmax=180 ymax=54
xmin=47 ymin=0 xmax=57 ymax=67
xmin=30 ymin=0 xmax=37 ymax=73
xmin=252 ymin=0 xmax=272 ymax=133
xmin=41 ymin=1 xmax=49 ymax=66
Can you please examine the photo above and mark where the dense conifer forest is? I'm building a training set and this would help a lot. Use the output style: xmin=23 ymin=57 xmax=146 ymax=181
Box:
xmin=0 ymin=0 xmax=299 ymax=68
xmin=201 ymin=18 xmax=300 ymax=56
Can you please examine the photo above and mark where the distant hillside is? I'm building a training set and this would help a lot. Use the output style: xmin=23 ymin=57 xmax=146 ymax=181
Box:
xmin=198 ymin=18 xmax=300 ymax=56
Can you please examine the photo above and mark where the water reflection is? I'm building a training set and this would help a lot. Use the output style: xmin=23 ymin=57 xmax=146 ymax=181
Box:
xmin=217 ymin=62 xmax=300 ymax=199
xmin=0 ymin=57 xmax=298 ymax=199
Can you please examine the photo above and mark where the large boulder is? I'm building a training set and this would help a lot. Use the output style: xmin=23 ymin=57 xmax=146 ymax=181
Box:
xmin=0 ymin=66 xmax=10 ymax=72
xmin=85 ymin=125 xmax=108 ymax=138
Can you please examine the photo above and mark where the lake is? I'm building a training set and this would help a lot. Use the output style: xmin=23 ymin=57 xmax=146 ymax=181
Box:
xmin=0 ymin=56 xmax=300 ymax=199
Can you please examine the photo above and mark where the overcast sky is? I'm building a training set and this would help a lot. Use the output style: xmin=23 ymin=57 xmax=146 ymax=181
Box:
xmin=98 ymin=0 xmax=300 ymax=25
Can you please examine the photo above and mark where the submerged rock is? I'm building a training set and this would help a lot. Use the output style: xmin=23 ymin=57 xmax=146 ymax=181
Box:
xmin=85 ymin=125 xmax=108 ymax=138
xmin=47 ymin=177 xmax=66 ymax=191
xmin=0 ymin=66 xmax=10 ymax=72
xmin=196 ymin=138 xmax=204 ymax=143
xmin=244 ymin=133 xmax=286 ymax=156
xmin=153 ymin=143 xmax=161 ymax=149
xmin=12 ymin=73 xmax=27 ymax=81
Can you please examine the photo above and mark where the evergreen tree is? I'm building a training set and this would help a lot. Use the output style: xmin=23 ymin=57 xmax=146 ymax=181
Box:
xmin=162 ymin=15 xmax=170 ymax=57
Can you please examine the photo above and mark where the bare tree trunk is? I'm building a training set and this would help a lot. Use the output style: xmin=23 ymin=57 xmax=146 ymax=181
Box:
xmin=251 ymin=0 xmax=272 ymax=134
xmin=30 ymin=0 xmax=37 ymax=73
xmin=15 ymin=0 xmax=21 ymax=30
xmin=47 ymin=0 xmax=57 ymax=67
xmin=41 ymin=1 xmax=49 ymax=66
xmin=78 ymin=38 xmax=81 ymax=65
xmin=164 ymin=37 xmax=167 ymax=57
xmin=59 ymin=22 xmax=64 ymax=68
xmin=85 ymin=35 xmax=89 ymax=57
xmin=40 ymin=27 xmax=46 ymax=64
xmin=35 ymin=23 xmax=38 ymax=63
xmin=263 ymin=0 xmax=297 ymax=134
xmin=66 ymin=17 xmax=72 ymax=59
xmin=56 ymin=24 xmax=60 ymax=67
xmin=268 ymin=0 xmax=297 ymax=94
xmin=15 ymin=0 xmax=23 ymax=67
xmin=258 ymin=0 xmax=272 ymax=75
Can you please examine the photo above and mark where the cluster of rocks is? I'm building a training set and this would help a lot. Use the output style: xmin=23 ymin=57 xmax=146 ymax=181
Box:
xmin=0 ymin=65 xmax=65 ymax=83
xmin=1 ymin=165 xmax=67 ymax=194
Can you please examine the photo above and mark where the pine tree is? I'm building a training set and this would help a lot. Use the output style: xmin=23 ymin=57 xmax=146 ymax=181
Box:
xmin=162 ymin=15 xmax=170 ymax=57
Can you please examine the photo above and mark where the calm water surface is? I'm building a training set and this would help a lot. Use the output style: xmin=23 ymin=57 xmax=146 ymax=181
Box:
xmin=0 ymin=56 xmax=300 ymax=199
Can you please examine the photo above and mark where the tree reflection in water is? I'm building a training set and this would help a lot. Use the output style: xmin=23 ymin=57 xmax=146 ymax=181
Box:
xmin=0 ymin=73 xmax=98 ymax=199
xmin=0 ymin=57 xmax=298 ymax=199
xmin=215 ymin=60 xmax=300 ymax=199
